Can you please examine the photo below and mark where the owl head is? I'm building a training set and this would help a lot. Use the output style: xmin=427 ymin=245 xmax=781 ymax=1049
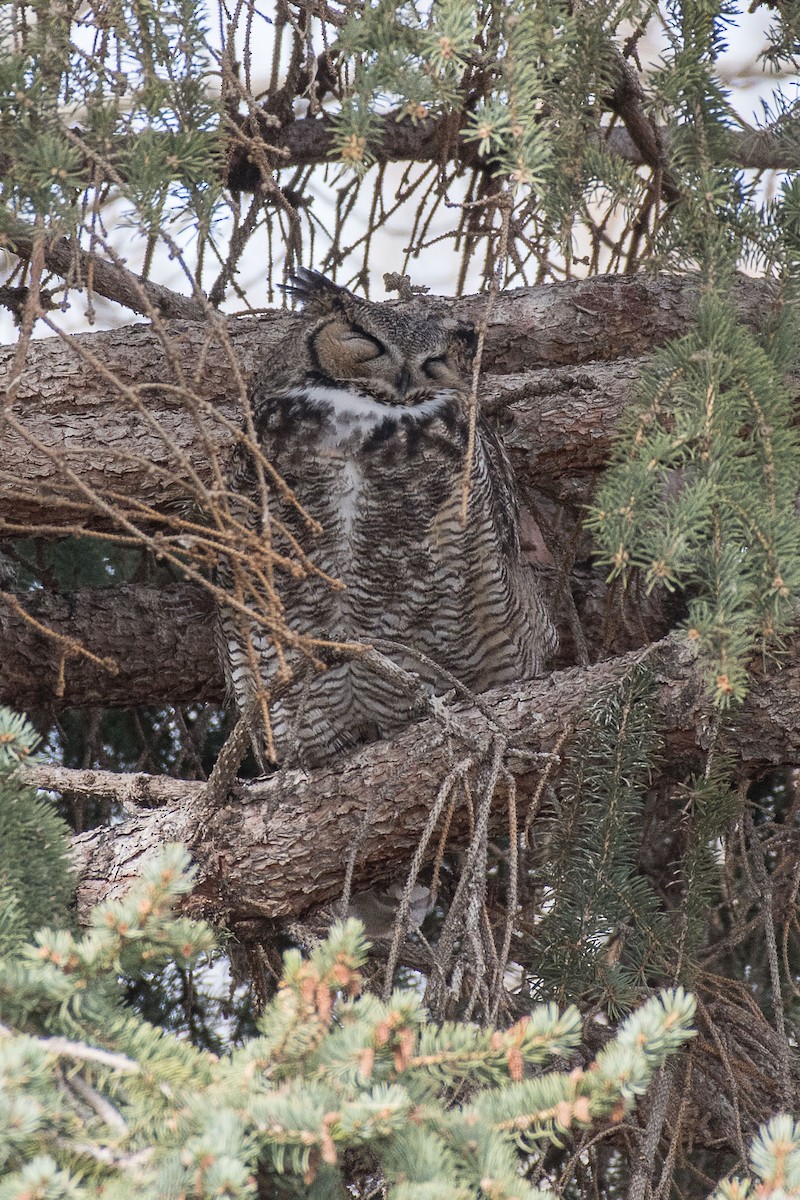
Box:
xmin=285 ymin=268 xmax=477 ymax=407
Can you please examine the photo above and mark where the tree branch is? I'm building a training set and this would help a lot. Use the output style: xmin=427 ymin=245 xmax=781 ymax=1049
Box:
xmin=35 ymin=636 xmax=799 ymax=924
xmin=3 ymin=120 xmax=791 ymax=323
xmin=0 ymin=274 xmax=783 ymax=525
xmin=605 ymin=123 xmax=800 ymax=172
xmin=224 ymin=115 xmax=800 ymax=187
xmin=0 ymin=583 xmax=219 ymax=708
xmin=0 ymin=560 xmax=680 ymax=710
xmin=5 ymin=218 xmax=205 ymax=322
xmin=27 ymin=763 xmax=194 ymax=808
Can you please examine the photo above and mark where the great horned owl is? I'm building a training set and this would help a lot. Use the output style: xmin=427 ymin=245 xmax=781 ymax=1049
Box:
xmin=217 ymin=269 xmax=555 ymax=768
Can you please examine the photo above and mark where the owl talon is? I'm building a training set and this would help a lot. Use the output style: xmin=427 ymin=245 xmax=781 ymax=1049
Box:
xmin=428 ymin=690 xmax=461 ymax=735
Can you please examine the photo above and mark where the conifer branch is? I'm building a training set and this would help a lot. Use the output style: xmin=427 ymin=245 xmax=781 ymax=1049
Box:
xmin=604 ymin=124 xmax=800 ymax=172
xmin=712 ymin=1114 xmax=800 ymax=1200
xmin=25 ymin=764 xmax=197 ymax=808
xmin=0 ymin=885 xmax=699 ymax=1197
xmin=1 ymin=3 xmax=798 ymax=1190
xmin=3 ymin=215 xmax=205 ymax=321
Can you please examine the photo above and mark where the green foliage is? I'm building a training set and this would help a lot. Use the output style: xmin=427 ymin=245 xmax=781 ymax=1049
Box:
xmin=0 ymin=886 xmax=28 ymax=959
xmin=0 ymin=847 xmax=697 ymax=1198
xmin=644 ymin=1 xmax=762 ymax=275
xmin=711 ymin=1114 xmax=800 ymax=1200
xmin=331 ymin=0 xmax=646 ymax=213
xmin=2 ymin=4 xmax=800 ymax=1196
xmin=1 ymin=0 xmax=794 ymax=289
xmin=0 ymin=842 xmax=214 ymax=1030
xmin=532 ymin=667 xmax=673 ymax=1013
xmin=0 ymin=706 xmax=41 ymax=770
xmin=0 ymin=0 xmax=223 ymax=240
xmin=0 ymin=708 xmax=74 ymax=949
xmin=327 ymin=0 xmax=783 ymax=278
xmin=0 ymin=775 xmax=73 ymax=947
xmin=588 ymin=293 xmax=800 ymax=705
xmin=676 ymin=750 xmax=742 ymax=968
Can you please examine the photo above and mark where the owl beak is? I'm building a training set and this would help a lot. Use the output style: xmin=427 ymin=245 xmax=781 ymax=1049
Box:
xmin=395 ymin=367 xmax=411 ymax=397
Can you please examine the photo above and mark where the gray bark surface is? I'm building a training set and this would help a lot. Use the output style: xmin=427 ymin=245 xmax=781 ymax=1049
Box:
xmin=41 ymin=636 xmax=798 ymax=923
xmin=0 ymin=275 xmax=780 ymax=523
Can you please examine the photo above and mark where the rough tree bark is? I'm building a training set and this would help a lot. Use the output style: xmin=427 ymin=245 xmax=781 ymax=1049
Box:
xmin=0 ymin=569 xmax=672 ymax=709
xmin=28 ymin=637 xmax=796 ymax=924
xmin=0 ymin=583 xmax=219 ymax=708
xmin=0 ymin=274 xmax=782 ymax=524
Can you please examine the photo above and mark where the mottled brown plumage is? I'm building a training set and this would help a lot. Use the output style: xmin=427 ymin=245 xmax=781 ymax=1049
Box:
xmin=217 ymin=270 xmax=555 ymax=767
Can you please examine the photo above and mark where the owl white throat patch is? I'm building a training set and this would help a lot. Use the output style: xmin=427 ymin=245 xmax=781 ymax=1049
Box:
xmin=295 ymin=384 xmax=452 ymax=445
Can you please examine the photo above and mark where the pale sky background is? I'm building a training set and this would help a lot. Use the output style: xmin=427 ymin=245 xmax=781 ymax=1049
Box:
xmin=0 ymin=0 xmax=796 ymax=343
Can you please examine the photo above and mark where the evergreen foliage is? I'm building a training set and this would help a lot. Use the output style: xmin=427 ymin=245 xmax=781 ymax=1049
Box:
xmin=327 ymin=0 xmax=777 ymax=279
xmin=588 ymin=294 xmax=800 ymax=704
xmin=0 ymin=709 xmax=73 ymax=948
xmin=711 ymin=1115 xmax=800 ymax=1200
xmin=0 ymin=0 xmax=222 ymax=247
xmin=532 ymin=667 xmax=673 ymax=1013
xmin=1 ymin=0 xmax=789 ymax=286
xmin=0 ymin=843 xmax=698 ymax=1199
xmin=330 ymin=0 xmax=645 ymax=263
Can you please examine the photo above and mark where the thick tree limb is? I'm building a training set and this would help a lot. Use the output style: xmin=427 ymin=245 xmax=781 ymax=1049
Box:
xmin=0 ymin=583 xmax=219 ymax=708
xmin=0 ymin=268 xmax=795 ymax=935
xmin=224 ymin=116 xmax=800 ymax=186
xmin=37 ymin=637 xmax=798 ymax=923
xmin=0 ymin=562 xmax=679 ymax=710
xmin=4 ymin=275 xmax=741 ymax=710
xmin=0 ymin=274 xmax=783 ymax=525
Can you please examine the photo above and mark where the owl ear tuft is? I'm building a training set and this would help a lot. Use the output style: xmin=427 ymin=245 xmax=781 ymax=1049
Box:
xmin=283 ymin=268 xmax=353 ymax=316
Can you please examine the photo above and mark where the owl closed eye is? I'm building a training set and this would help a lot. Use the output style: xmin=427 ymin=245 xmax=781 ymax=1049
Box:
xmin=341 ymin=330 xmax=385 ymax=360
xmin=286 ymin=269 xmax=475 ymax=404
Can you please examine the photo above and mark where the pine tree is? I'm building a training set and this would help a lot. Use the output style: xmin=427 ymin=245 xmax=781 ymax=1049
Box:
xmin=0 ymin=4 xmax=800 ymax=1198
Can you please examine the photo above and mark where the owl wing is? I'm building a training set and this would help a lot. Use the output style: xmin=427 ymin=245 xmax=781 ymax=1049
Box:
xmin=473 ymin=416 xmax=523 ymax=557
xmin=344 ymin=406 xmax=555 ymax=708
